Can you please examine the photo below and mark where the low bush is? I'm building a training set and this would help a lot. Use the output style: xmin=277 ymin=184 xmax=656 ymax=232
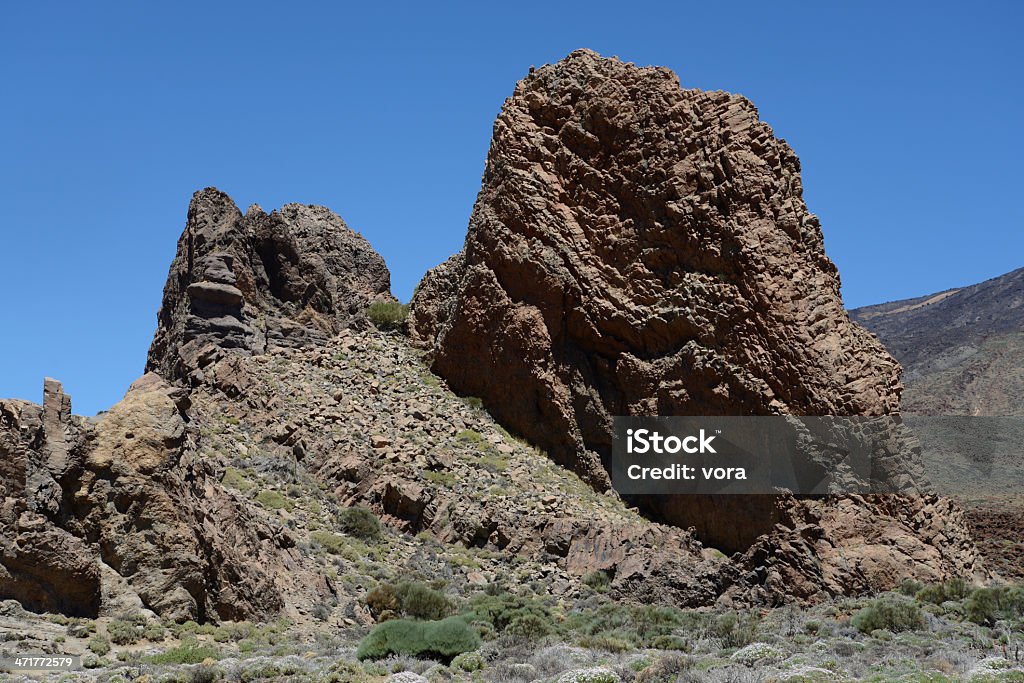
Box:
xmin=338 ymin=506 xmax=382 ymax=540
xmin=708 ymin=611 xmax=760 ymax=648
xmin=356 ymin=616 xmax=480 ymax=662
xmin=310 ymin=530 xmax=348 ymax=555
xmin=636 ymin=654 xmax=692 ymax=683
xmin=366 ymin=301 xmax=409 ymax=331
xmin=255 ymin=490 xmax=293 ymax=511
xmin=916 ymin=577 xmax=970 ymax=605
xmin=964 ymin=585 xmax=1024 ymax=625
xmin=88 ymin=634 xmax=111 ymax=656
xmin=394 ymin=581 xmax=453 ymax=621
xmin=451 ymin=651 xmax=485 ymax=672
xmin=567 ymin=603 xmax=688 ymax=648
xmin=650 ymin=635 xmax=689 ymax=651
xmin=146 ymin=641 xmax=220 ymax=665
xmin=108 ymin=618 xmax=142 ymax=645
xmin=468 ymin=591 xmax=553 ymax=635
xmin=366 ymin=584 xmax=401 ymax=619
xmin=851 ymin=598 xmax=925 ymax=634
xmin=506 ymin=613 xmax=554 ymax=640
xmin=582 ymin=570 xmax=611 ymax=593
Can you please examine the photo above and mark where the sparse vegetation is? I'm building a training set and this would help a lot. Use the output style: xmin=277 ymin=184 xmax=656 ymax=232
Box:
xmin=146 ymin=641 xmax=221 ymax=665
xmin=366 ymin=301 xmax=409 ymax=331
xmin=337 ymin=506 xmax=383 ymax=540
xmin=355 ymin=616 xmax=480 ymax=661
xmin=582 ymin=569 xmax=612 ymax=593
xmin=88 ymin=634 xmax=111 ymax=655
xmin=851 ymin=596 xmax=925 ymax=634
xmin=255 ymin=489 xmax=294 ymax=511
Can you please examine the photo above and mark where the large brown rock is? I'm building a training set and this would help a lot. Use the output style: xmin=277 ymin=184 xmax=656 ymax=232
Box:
xmin=414 ymin=50 xmax=901 ymax=484
xmin=147 ymin=188 xmax=393 ymax=384
xmin=413 ymin=50 xmax=981 ymax=588
xmin=1 ymin=395 xmax=101 ymax=617
xmin=0 ymin=377 xmax=319 ymax=622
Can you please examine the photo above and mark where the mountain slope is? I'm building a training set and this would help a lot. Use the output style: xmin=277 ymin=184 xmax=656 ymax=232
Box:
xmin=851 ymin=267 xmax=1024 ymax=416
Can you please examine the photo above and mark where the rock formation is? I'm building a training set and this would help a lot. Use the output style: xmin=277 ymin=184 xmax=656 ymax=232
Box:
xmin=413 ymin=50 xmax=981 ymax=587
xmin=414 ymin=50 xmax=901 ymax=484
xmin=0 ymin=56 xmax=988 ymax=627
xmin=2 ymin=189 xmax=392 ymax=621
xmin=1 ymin=386 xmax=101 ymax=617
xmin=1 ymin=376 xmax=320 ymax=621
xmin=147 ymin=188 xmax=393 ymax=384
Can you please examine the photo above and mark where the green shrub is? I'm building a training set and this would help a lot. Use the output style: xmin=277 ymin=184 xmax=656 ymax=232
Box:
xmin=338 ymin=506 xmax=382 ymax=540
xmin=67 ymin=618 xmax=96 ymax=638
xmin=897 ymin=578 xmax=924 ymax=597
xmin=916 ymin=577 xmax=969 ymax=605
xmin=143 ymin=622 xmax=166 ymax=641
xmin=146 ymin=641 xmax=220 ymax=665
xmin=189 ymin=665 xmax=220 ymax=683
xmin=650 ymin=635 xmax=689 ymax=651
xmin=366 ymin=584 xmax=401 ymax=619
xmin=88 ymin=634 xmax=111 ymax=655
xmin=108 ymin=618 xmax=142 ymax=645
xmin=582 ymin=570 xmax=611 ymax=593
xmin=636 ymin=654 xmax=692 ymax=683
xmin=366 ymin=581 xmax=452 ymax=621
xmin=467 ymin=591 xmax=553 ymax=634
xmin=506 ymin=613 xmax=554 ymax=640
xmin=310 ymin=531 xmax=348 ymax=555
xmin=565 ymin=603 xmax=686 ymax=648
xmin=395 ymin=581 xmax=453 ymax=621
xmin=578 ymin=633 xmax=633 ymax=652
xmin=255 ymin=490 xmax=293 ymax=511
xmin=222 ymin=467 xmax=255 ymax=493
xmin=456 ymin=429 xmax=485 ymax=445
xmin=964 ymin=586 xmax=1024 ymax=625
xmin=355 ymin=616 xmax=480 ymax=662
xmin=851 ymin=598 xmax=925 ymax=634
xmin=451 ymin=651 xmax=485 ymax=672
xmin=710 ymin=611 xmax=759 ymax=648
xmin=366 ymin=301 xmax=409 ymax=331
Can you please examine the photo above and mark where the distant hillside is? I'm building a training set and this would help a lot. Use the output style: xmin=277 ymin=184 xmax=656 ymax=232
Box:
xmin=851 ymin=267 xmax=1024 ymax=416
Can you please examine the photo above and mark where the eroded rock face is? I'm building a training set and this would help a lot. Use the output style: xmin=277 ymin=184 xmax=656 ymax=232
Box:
xmin=147 ymin=188 xmax=392 ymax=384
xmin=413 ymin=50 xmax=981 ymax=585
xmin=414 ymin=50 xmax=902 ymax=488
xmin=0 ymin=377 xmax=321 ymax=622
xmin=0 ymin=395 xmax=101 ymax=617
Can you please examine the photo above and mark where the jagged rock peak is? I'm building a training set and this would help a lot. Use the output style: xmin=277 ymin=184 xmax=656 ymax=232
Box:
xmin=147 ymin=188 xmax=393 ymax=384
xmin=414 ymin=49 xmax=902 ymax=484
xmin=406 ymin=49 xmax=980 ymax=585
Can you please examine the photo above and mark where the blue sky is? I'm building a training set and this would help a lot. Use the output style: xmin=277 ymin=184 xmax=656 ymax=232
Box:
xmin=2 ymin=1 xmax=1021 ymax=415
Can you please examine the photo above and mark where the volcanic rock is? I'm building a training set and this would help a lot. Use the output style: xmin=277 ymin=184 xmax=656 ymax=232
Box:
xmin=1 ymin=390 xmax=101 ymax=616
xmin=0 ymin=376 xmax=324 ymax=622
xmin=413 ymin=50 xmax=981 ymax=586
xmin=147 ymin=188 xmax=393 ymax=384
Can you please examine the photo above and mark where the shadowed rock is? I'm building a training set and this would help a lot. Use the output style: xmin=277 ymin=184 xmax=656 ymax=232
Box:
xmin=147 ymin=188 xmax=393 ymax=384
xmin=413 ymin=50 xmax=981 ymax=593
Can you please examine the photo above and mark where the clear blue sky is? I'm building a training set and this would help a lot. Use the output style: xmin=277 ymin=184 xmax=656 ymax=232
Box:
xmin=2 ymin=1 xmax=1021 ymax=415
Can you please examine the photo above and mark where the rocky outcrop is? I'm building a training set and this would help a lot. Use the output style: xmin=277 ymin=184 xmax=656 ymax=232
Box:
xmin=147 ymin=188 xmax=393 ymax=384
xmin=0 ymin=377 xmax=325 ymax=621
xmin=1 ymin=386 xmax=101 ymax=616
xmin=414 ymin=50 xmax=901 ymax=485
xmin=413 ymin=50 xmax=981 ymax=586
